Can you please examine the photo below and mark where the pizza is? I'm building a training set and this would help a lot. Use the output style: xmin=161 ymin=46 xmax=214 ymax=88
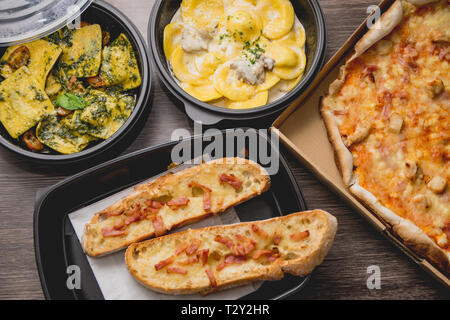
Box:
xmin=320 ymin=0 xmax=449 ymax=273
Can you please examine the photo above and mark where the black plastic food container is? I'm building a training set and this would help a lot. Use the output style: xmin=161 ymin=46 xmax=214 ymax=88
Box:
xmin=0 ymin=0 xmax=152 ymax=165
xmin=149 ymin=0 xmax=326 ymax=125
xmin=34 ymin=130 xmax=309 ymax=299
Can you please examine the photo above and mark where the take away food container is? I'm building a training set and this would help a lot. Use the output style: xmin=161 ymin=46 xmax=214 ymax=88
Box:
xmin=271 ymin=0 xmax=449 ymax=287
xmin=148 ymin=0 xmax=326 ymax=125
xmin=0 ymin=0 xmax=152 ymax=165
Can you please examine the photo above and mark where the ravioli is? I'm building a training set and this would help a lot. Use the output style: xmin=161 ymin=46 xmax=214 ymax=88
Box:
xmin=165 ymin=0 xmax=306 ymax=109
xmin=0 ymin=39 xmax=62 ymax=87
xmin=226 ymin=90 xmax=268 ymax=109
xmin=181 ymin=82 xmax=222 ymax=101
xmin=181 ymin=0 xmax=224 ymax=32
xmin=0 ymin=23 xmax=141 ymax=155
xmin=45 ymin=70 xmax=65 ymax=98
xmin=171 ymin=45 xmax=207 ymax=85
xmin=213 ymin=62 xmax=256 ymax=101
xmin=220 ymin=6 xmax=262 ymax=43
xmin=258 ymin=0 xmax=295 ymax=40
xmin=59 ymin=24 xmax=102 ymax=78
xmin=65 ymin=90 xmax=135 ymax=140
xmin=266 ymin=39 xmax=306 ymax=80
xmin=36 ymin=114 xmax=97 ymax=154
xmin=0 ymin=67 xmax=54 ymax=138
xmin=99 ymin=34 xmax=141 ymax=90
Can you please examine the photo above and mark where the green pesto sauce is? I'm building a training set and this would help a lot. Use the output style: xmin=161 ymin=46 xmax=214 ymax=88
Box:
xmin=46 ymin=31 xmax=62 ymax=45
xmin=34 ymin=91 xmax=46 ymax=102
xmin=29 ymin=85 xmax=46 ymax=101
xmin=61 ymin=27 xmax=74 ymax=47
xmin=68 ymin=112 xmax=90 ymax=135
xmin=39 ymin=115 xmax=78 ymax=144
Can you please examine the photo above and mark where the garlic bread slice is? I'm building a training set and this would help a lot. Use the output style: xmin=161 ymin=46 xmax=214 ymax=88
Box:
xmin=125 ymin=210 xmax=337 ymax=295
xmin=82 ymin=158 xmax=270 ymax=256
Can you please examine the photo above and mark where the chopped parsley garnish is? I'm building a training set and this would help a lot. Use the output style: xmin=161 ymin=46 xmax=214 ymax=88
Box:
xmin=219 ymin=33 xmax=231 ymax=41
xmin=242 ymin=37 xmax=266 ymax=64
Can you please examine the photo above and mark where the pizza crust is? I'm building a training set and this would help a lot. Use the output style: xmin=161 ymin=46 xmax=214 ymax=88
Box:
xmin=328 ymin=65 xmax=347 ymax=97
xmin=350 ymin=0 xmax=404 ymax=61
xmin=349 ymin=182 xmax=402 ymax=226
xmin=320 ymin=107 xmax=355 ymax=187
xmin=350 ymin=0 xmax=438 ymax=61
xmin=320 ymin=0 xmax=450 ymax=275
xmin=351 ymin=181 xmax=450 ymax=272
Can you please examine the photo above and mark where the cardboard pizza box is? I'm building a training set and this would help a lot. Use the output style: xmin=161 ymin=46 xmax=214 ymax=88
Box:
xmin=271 ymin=0 xmax=449 ymax=287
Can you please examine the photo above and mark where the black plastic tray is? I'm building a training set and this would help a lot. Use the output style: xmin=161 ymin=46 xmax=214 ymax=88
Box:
xmin=34 ymin=130 xmax=308 ymax=300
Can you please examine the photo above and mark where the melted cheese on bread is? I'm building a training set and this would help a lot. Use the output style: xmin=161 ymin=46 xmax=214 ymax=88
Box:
xmin=83 ymin=158 xmax=270 ymax=257
xmin=125 ymin=210 xmax=337 ymax=295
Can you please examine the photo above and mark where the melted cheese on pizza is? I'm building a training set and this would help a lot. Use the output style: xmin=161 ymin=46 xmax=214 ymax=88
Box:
xmin=322 ymin=1 xmax=449 ymax=250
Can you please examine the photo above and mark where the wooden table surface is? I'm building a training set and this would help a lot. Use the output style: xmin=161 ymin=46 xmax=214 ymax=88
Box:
xmin=0 ymin=0 xmax=448 ymax=300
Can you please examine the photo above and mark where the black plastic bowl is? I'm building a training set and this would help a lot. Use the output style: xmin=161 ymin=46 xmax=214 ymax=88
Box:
xmin=0 ymin=0 xmax=152 ymax=164
xmin=149 ymin=0 xmax=326 ymax=125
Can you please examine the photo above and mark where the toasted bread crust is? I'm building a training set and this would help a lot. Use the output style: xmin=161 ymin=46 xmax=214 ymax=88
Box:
xmin=82 ymin=158 xmax=270 ymax=257
xmin=125 ymin=210 xmax=338 ymax=295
